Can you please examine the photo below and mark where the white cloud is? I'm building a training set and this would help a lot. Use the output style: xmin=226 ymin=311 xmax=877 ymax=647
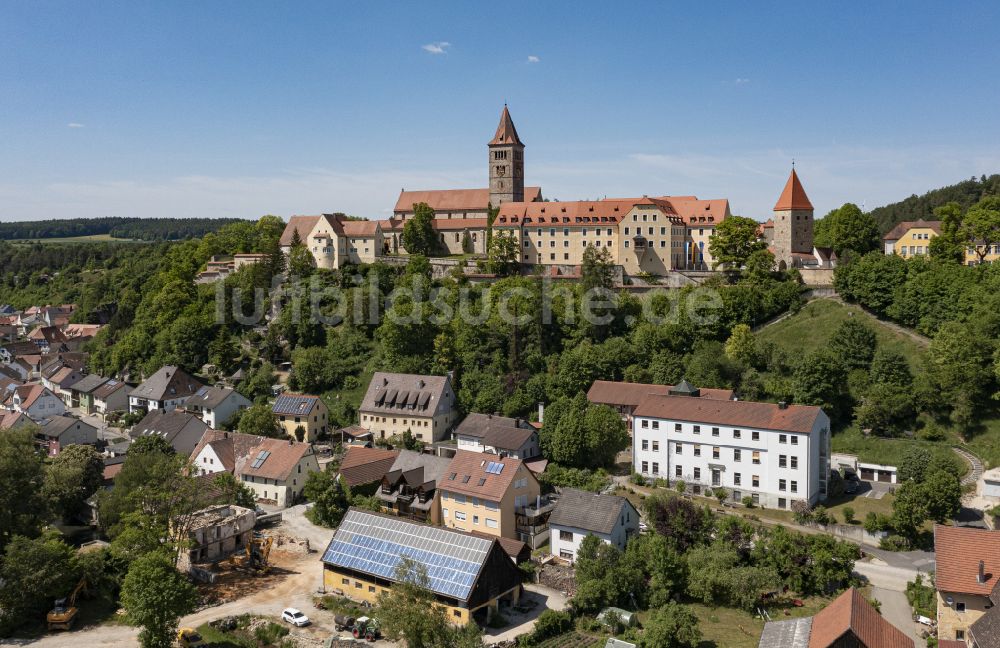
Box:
xmin=421 ymin=42 xmax=451 ymax=55
xmin=67 ymin=123 xmax=85 ymax=128
xmin=527 ymin=55 xmax=540 ymax=63
xmin=734 ymin=78 xmax=750 ymax=85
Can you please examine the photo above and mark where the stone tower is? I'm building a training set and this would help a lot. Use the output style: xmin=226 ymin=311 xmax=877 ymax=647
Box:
xmin=772 ymin=168 xmax=814 ymax=267
xmin=488 ymin=105 xmax=525 ymax=206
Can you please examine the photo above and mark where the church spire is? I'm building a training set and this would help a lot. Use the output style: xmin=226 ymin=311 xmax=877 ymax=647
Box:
xmin=489 ymin=104 xmax=523 ymax=146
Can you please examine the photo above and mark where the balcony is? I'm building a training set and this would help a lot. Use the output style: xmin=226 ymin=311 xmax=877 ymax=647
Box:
xmin=516 ymin=497 xmax=556 ymax=518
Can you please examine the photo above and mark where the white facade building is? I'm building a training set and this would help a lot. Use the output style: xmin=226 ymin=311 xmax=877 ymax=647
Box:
xmin=548 ymin=489 xmax=639 ymax=562
xmin=632 ymin=392 xmax=830 ymax=510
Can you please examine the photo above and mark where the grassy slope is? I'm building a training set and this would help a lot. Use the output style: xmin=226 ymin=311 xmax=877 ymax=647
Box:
xmin=7 ymin=234 xmax=139 ymax=243
xmin=755 ymin=298 xmax=1000 ymax=469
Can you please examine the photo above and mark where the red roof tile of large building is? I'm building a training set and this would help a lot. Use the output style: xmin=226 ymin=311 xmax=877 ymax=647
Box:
xmin=239 ymin=437 xmax=313 ymax=482
xmin=935 ymin=525 xmax=1000 ymax=596
xmin=339 ymin=446 xmax=400 ymax=487
xmin=489 ymin=105 xmax=523 ymax=146
xmin=430 ymin=218 xmax=489 ymax=231
xmin=807 ymin=587 xmax=913 ymax=648
xmin=393 ymin=187 xmax=543 ymax=214
xmin=587 ymin=380 xmax=734 ymax=408
xmin=340 ymin=219 xmax=380 ymax=237
xmin=774 ymin=168 xmax=814 ymax=211
xmin=441 ymin=450 xmax=534 ymax=502
xmin=279 ymin=215 xmax=322 ymax=246
xmin=633 ymin=394 xmax=824 ymax=434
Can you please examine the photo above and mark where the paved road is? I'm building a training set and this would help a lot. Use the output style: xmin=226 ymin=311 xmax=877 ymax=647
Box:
xmin=872 ymin=586 xmax=924 ymax=646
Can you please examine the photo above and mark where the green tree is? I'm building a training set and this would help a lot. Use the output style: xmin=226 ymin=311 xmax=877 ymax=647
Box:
xmin=401 ymin=203 xmax=438 ymax=257
xmin=211 ymin=472 xmax=257 ymax=510
xmin=925 ymin=321 xmax=993 ymax=429
xmin=743 ymin=248 xmax=776 ymax=282
xmin=869 ymin=348 xmax=912 ymax=387
xmin=853 ymin=383 xmax=915 ymax=437
xmin=0 ymin=428 xmax=48 ymax=551
xmin=793 ymin=350 xmax=848 ymax=420
xmin=640 ymin=602 xmax=702 ymax=648
xmin=820 ymin=203 xmax=880 ymax=256
xmin=581 ymin=245 xmax=615 ymax=291
xmin=120 ymin=551 xmax=197 ymax=648
xmin=962 ymin=196 xmax=1000 ymax=263
xmin=921 ymin=468 xmax=962 ymax=523
xmin=0 ymin=532 xmax=79 ymax=634
xmin=43 ymin=444 xmax=104 ymax=521
xmin=287 ymin=227 xmax=314 ymax=277
xmin=238 ymin=403 xmax=282 ymax=438
xmin=723 ymin=323 xmax=758 ymax=366
xmin=829 ymin=318 xmax=877 ymax=369
xmin=485 ymin=230 xmax=519 ymax=276
xmin=303 ymin=470 xmax=350 ymax=528
xmin=708 ymin=216 xmax=766 ymax=269
xmin=897 ymin=446 xmax=932 ymax=483
xmin=376 ymin=558 xmax=455 ymax=648
xmin=928 ymin=202 xmax=966 ymax=263
xmin=890 ymin=480 xmax=927 ymax=538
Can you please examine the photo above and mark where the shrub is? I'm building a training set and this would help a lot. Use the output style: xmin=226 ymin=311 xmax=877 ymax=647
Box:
xmin=630 ymin=472 xmax=646 ymax=486
xmin=812 ymin=505 xmax=831 ymax=526
xmin=791 ymin=500 xmax=813 ymax=524
xmin=531 ymin=610 xmax=573 ymax=642
xmin=880 ymin=535 xmax=911 ymax=551
xmin=741 ymin=496 xmax=754 ymax=508
xmin=843 ymin=506 xmax=856 ymax=524
xmin=674 ymin=480 xmax=686 ymax=495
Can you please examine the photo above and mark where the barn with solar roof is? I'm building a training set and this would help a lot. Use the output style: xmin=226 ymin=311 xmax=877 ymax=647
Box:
xmin=321 ymin=509 xmax=523 ymax=624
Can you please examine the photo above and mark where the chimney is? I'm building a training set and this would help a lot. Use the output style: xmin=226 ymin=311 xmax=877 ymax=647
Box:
xmin=778 ymin=401 xmax=788 ymax=410
xmin=515 ymin=418 xmax=522 ymax=428
xmin=979 ymin=560 xmax=987 ymax=584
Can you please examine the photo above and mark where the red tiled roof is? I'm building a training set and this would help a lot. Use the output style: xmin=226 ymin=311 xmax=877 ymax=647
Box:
xmin=393 ymin=187 xmax=542 ymax=214
xmin=239 ymin=437 xmax=313 ymax=482
xmin=441 ymin=450 xmax=534 ymax=502
xmin=339 ymin=446 xmax=399 ymax=487
xmin=489 ymin=105 xmax=523 ymax=146
xmin=808 ymin=588 xmax=913 ymax=648
xmin=340 ymin=219 xmax=380 ymax=237
xmin=279 ymin=215 xmax=322 ymax=246
xmin=882 ymin=219 xmax=942 ymax=241
xmin=774 ymin=169 xmax=814 ymax=211
xmin=430 ymin=218 xmax=489 ymax=231
xmin=935 ymin=525 xmax=1000 ymax=596
xmin=938 ymin=642 xmax=967 ymax=648
xmin=587 ymin=380 xmax=734 ymax=408
xmin=633 ymin=394 xmax=823 ymax=434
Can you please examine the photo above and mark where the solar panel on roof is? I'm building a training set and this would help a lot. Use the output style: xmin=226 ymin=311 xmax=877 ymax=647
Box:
xmin=250 ymin=450 xmax=271 ymax=469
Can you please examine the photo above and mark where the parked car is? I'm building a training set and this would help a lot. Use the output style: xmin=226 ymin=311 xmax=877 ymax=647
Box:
xmin=282 ymin=608 xmax=310 ymax=627
xmin=844 ymin=480 xmax=859 ymax=494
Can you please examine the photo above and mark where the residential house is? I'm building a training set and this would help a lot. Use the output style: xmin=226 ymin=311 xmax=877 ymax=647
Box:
xmin=27 ymin=326 xmax=69 ymax=354
xmin=759 ymin=587 xmax=913 ymax=648
xmin=439 ymin=450 xmax=548 ymax=548
xmin=883 ymin=220 xmax=942 ymax=258
xmin=271 ymin=393 xmax=328 ymax=442
xmin=8 ymin=384 xmax=65 ymax=418
xmin=188 ymin=429 xmax=266 ymax=477
xmin=36 ymin=415 xmax=99 ymax=453
xmin=186 ymin=385 xmax=252 ymax=428
xmin=0 ymin=374 xmax=22 ymax=403
xmin=70 ymin=374 xmax=109 ymax=415
xmin=632 ymin=390 xmax=831 ymax=509
xmin=238 ymin=437 xmax=319 ymax=507
xmin=128 ymin=365 xmax=203 ymax=414
xmin=548 ymin=489 xmax=639 ymax=562
xmin=452 ymin=413 xmax=541 ymax=460
xmin=377 ymin=449 xmax=453 ymax=524
xmin=92 ymin=379 xmax=130 ymax=420
xmin=321 ymin=509 xmax=523 ymax=625
xmin=278 ymin=213 xmax=385 ymax=270
xmin=587 ymin=378 xmax=734 ymax=426
xmin=338 ymin=446 xmax=399 ymax=491
xmin=132 ymin=409 xmax=210 ymax=456
xmin=44 ymin=366 xmax=85 ymax=406
xmin=359 ymin=372 xmax=459 ymax=443
xmin=935 ymin=525 xmax=1000 ymax=645
xmin=0 ymin=411 xmax=31 ymax=430
xmin=175 ymin=504 xmax=256 ymax=572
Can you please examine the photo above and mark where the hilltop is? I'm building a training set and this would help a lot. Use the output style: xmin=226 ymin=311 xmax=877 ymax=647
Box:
xmin=870 ymin=173 xmax=1000 ymax=233
xmin=0 ymin=216 xmax=249 ymax=242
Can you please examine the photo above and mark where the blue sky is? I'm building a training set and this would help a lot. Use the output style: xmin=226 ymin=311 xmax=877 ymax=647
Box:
xmin=3 ymin=1 xmax=999 ymax=222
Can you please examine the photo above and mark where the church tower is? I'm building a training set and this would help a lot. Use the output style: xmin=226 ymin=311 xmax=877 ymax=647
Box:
xmin=488 ymin=105 xmax=525 ymax=206
xmin=772 ymin=168 xmax=814 ymax=267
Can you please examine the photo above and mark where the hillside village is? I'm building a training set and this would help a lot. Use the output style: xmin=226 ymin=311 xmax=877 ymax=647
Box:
xmin=1 ymin=109 xmax=1000 ymax=648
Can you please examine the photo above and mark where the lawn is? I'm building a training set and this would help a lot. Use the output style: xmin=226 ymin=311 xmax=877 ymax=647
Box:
xmin=7 ymin=234 xmax=142 ymax=243
xmin=756 ymin=298 xmax=927 ymax=371
xmin=831 ymin=426 xmax=965 ymax=475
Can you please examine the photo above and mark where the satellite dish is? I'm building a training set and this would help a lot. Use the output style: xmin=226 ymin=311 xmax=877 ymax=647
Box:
xmin=945 ymin=596 xmax=954 ymax=607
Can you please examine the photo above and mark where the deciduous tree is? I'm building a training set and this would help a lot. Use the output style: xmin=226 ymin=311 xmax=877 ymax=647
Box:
xmin=43 ymin=444 xmax=104 ymax=521
xmin=120 ymin=551 xmax=197 ymax=648
xmin=401 ymin=203 xmax=438 ymax=257
xmin=708 ymin=216 xmax=766 ymax=270
xmin=640 ymin=601 xmax=702 ymax=648
xmin=962 ymin=196 xmax=1000 ymax=263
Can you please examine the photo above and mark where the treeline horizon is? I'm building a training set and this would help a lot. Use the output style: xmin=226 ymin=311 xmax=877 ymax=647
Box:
xmin=0 ymin=216 xmax=251 ymax=241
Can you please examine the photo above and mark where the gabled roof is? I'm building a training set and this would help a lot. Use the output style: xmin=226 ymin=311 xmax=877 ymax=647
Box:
xmin=339 ymin=219 xmax=380 ymax=237
xmin=970 ymin=607 xmax=1000 ymax=648
xmin=132 ymin=409 xmax=210 ymax=456
xmin=92 ymin=378 xmax=129 ymax=401
xmin=935 ymin=525 xmax=1000 ymax=596
xmin=441 ymin=450 xmax=532 ymax=502
xmin=758 ymin=618 xmax=812 ymax=648
xmin=51 ymin=366 xmax=85 ymax=389
xmin=239 ymin=437 xmax=313 ymax=482
xmin=339 ymin=446 xmax=400 ymax=487
xmin=587 ymin=380 xmax=734 ymax=408
xmin=360 ymin=372 xmax=452 ymax=416
xmin=807 ymin=588 xmax=913 ymax=648
xmin=384 ymin=449 xmax=452 ymax=489
xmin=130 ymin=366 xmax=203 ymax=402
xmin=882 ymin=219 xmax=942 ymax=241
xmin=189 ymin=429 xmax=267 ymax=474
xmin=189 ymin=385 xmax=249 ymax=410
xmin=633 ymin=394 xmax=824 ymax=434
xmin=489 ymin=105 xmax=523 ymax=146
xmin=71 ymin=374 xmax=109 ymax=395
xmin=28 ymin=325 xmax=69 ymax=344
xmin=454 ymin=413 xmax=527 ymax=439
xmin=482 ymin=425 xmax=536 ymax=451
xmin=39 ymin=415 xmax=97 ymax=440
xmin=321 ymin=509 xmax=521 ymax=607
xmin=0 ymin=411 xmax=30 ymax=430
xmin=279 ymin=215 xmax=322 ymax=246
xmin=774 ymin=169 xmax=814 ymax=211
xmin=14 ymin=384 xmax=58 ymax=409
xmin=272 ymin=393 xmax=322 ymax=416
xmin=548 ymin=488 xmax=637 ymax=536
xmin=393 ymin=187 xmax=543 ymax=213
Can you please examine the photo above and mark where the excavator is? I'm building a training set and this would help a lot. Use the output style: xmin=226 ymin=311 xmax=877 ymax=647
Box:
xmin=47 ymin=578 xmax=87 ymax=631
xmin=230 ymin=531 xmax=273 ymax=574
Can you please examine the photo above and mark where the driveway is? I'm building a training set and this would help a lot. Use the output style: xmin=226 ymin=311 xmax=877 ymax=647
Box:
xmin=484 ymin=584 xmax=568 ymax=643
xmin=871 ymin=586 xmax=924 ymax=646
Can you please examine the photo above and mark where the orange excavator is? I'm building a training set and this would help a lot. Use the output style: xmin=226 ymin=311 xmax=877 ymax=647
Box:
xmin=231 ymin=531 xmax=273 ymax=574
xmin=47 ymin=578 xmax=87 ymax=631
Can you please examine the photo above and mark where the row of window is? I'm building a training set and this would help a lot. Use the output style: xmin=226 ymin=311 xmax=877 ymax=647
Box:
xmin=442 ymin=508 xmax=499 ymax=528
xmin=641 ymin=421 xmax=801 ymax=446
xmin=443 ymin=492 xmax=500 ymax=510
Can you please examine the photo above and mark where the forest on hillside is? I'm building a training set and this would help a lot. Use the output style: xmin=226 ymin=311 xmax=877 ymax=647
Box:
xmin=0 ymin=216 xmax=248 ymax=241
xmin=870 ymin=173 xmax=1000 ymax=233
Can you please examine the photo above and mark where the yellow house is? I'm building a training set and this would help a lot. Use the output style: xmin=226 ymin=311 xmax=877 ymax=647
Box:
xmin=883 ymin=219 xmax=941 ymax=258
xmin=438 ymin=451 xmax=547 ymax=548
xmin=934 ymin=525 xmax=1000 ymax=644
xmin=271 ymin=393 xmax=328 ymax=442
xmin=321 ymin=509 xmax=523 ymax=625
xmin=358 ymin=372 xmax=459 ymax=443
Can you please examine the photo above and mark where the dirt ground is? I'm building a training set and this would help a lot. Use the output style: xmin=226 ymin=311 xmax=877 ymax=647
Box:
xmin=197 ymin=529 xmax=313 ymax=606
